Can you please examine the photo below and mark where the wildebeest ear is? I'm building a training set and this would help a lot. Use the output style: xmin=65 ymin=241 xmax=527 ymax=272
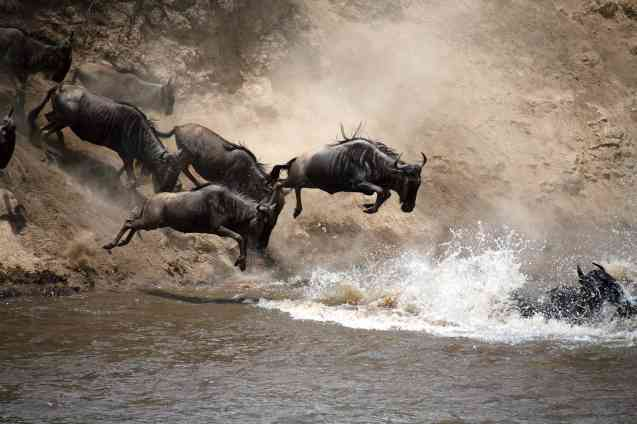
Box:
xmin=577 ymin=265 xmax=585 ymax=279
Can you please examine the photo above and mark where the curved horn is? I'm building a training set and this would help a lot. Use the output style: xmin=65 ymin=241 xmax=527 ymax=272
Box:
xmin=421 ymin=152 xmax=428 ymax=167
xmin=339 ymin=123 xmax=348 ymax=141
xmin=592 ymin=262 xmax=607 ymax=273
xmin=353 ymin=121 xmax=363 ymax=138
xmin=7 ymin=106 xmax=14 ymax=118
xmin=577 ymin=265 xmax=585 ymax=279
xmin=393 ymin=154 xmax=403 ymax=170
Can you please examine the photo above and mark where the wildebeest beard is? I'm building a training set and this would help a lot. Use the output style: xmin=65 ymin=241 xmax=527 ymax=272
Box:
xmin=151 ymin=153 xmax=183 ymax=193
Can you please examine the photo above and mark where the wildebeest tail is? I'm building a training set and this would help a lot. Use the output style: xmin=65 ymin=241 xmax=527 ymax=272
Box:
xmin=269 ymin=158 xmax=296 ymax=181
xmin=28 ymin=86 xmax=57 ymax=141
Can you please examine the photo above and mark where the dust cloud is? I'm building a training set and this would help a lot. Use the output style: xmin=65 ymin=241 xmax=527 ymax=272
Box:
xmin=168 ymin=0 xmax=637 ymax=279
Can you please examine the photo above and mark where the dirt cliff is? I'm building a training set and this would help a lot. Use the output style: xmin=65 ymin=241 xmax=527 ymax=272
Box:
xmin=2 ymin=0 xmax=637 ymax=296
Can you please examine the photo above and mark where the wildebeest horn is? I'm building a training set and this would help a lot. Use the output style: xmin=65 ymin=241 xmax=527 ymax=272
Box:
xmin=592 ymin=262 xmax=607 ymax=273
xmin=394 ymin=154 xmax=403 ymax=170
xmin=353 ymin=121 xmax=363 ymax=138
xmin=577 ymin=265 xmax=585 ymax=279
xmin=7 ymin=106 xmax=14 ymax=118
xmin=421 ymin=152 xmax=427 ymax=167
xmin=340 ymin=123 xmax=348 ymax=141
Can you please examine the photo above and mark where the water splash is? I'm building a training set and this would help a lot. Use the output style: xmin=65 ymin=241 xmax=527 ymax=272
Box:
xmin=259 ymin=227 xmax=637 ymax=346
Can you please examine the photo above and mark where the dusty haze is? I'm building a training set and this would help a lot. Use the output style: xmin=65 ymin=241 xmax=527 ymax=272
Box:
xmin=2 ymin=0 xmax=637 ymax=293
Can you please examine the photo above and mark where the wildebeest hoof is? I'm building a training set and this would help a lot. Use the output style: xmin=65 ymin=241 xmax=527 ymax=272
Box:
xmin=102 ymin=244 xmax=114 ymax=253
xmin=235 ymin=257 xmax=247 ymax=271
xmin=362 ymin=206 xmax=378 ymax=214
xmin=293 ymin=208 xmax=302 ymax=218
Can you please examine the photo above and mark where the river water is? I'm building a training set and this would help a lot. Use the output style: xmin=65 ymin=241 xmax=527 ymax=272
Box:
xmin=2 ymin=233 xmax=637 ymax=423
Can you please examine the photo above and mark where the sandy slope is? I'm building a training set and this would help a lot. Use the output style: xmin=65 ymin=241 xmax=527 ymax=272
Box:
xmin=2 ymin=0 xmax=637 ymax=295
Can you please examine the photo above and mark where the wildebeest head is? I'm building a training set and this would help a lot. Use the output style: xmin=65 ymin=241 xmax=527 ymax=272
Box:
xmin=391 ymin=152 xmax=427 ymax=212
xmin=151 ymin=149 xmax=188 ymax=193
xmin=1 ymin=107 xmax=16 ymax=144
xmin=577 ymin=262 xmax=630 ymax=308
xmin=49 ymin=32 xmax=74 ymax=83
xmin=161 ymin=78 xmax=176 ymax=115
xmin=253 ymin=184 xmax=285 ymax=251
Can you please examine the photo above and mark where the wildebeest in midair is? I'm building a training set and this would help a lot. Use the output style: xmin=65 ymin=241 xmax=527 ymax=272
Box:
xmin=270 ymin=125 xmax=427 ymax=218
xmin=73 ymin=62 xmax=176 ymax=115
xmin=28 ymin=84 xmax=185 ymax=193
xmin=103 ymin=183 xmax=285 ymax=271
xmin=0 ymin=107 xmax=16 ymax=170
xmin=513 ymin=263 xmax=637 ymax=323
xmin=154 ymin=123 xmax=286 ymax=250
xmin=0 ymin=27 xmax=73 ymax=126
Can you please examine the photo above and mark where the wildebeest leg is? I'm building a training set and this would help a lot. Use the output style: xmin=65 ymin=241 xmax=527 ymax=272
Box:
xmin=356 ymin=182 xmax=385 ymax=214
xmin=14 ymin=76 xmax=27 ymax=129
xmin=293 ymin=187 xmax=303 ymax=218
xmin=362 ymin=189 xmax=390 ymax=214
xmin=103 ymin=224 xmax=132 ymax=250
xmin=183 ymin=166 xmax=205 ymax=188
xmin=116 ymin=228 xmax=138 ymax=247
xmin=215 ymin=225 xmax=247 ymax=271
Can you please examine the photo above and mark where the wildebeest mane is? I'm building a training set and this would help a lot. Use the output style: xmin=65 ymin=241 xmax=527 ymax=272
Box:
xmin=223 ymin=138 xmax=268 ymax=174
xmin=331 ymin=136 xmax=401 ymax=160
xmin=198 ymin=128 xmax=268 ymax=175
xmin=190 ymin=182 xmax=259 ymax=208
xmin=1 ymin=26 xmax=55 ymax=44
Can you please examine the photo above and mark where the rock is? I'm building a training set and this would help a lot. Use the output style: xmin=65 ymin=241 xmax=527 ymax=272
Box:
xmin=0 ymin=188 xmax=26 ymax=233
xmin=597 ymin=2 xmax=619 ymax=18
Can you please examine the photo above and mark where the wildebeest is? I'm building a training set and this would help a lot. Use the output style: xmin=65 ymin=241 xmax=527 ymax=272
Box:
xmin=154 ymin=123 xmax=286 ymax=249
xmin=513 ymin=263 xmax=637 ymax=323
xmin=0 ymin=27 xmax=73 ymax=125
xmin=73 ymin=62 xmax=176 ymax=115
xmin=270 ymin=125 xmax=427 ymax=218
xmin=0 ymin=107 xmax=16 ymax=170
xmin=103 ymin=183 xmax=284 ymax=271
xmin=28 ymin=84 xmax=185 ymax=193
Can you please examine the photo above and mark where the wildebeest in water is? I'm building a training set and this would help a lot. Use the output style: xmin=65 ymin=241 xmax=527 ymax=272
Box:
xmin=0 ymin=27 xmax=73 ymax=126
xmin=154 ymin=123 xmax=286 ymax=250
xmin=73 ymin=62 xmax=176 ymax=115
xmin=513 ymin=263 xmax=637 ymax=323
xmin=270 ymin=125 xmax=427 ymax=218
xmin=0 ymin=107 xmax=16 ymax=171
xmin=103 ymin=183 xmax=284 ymax=271
xmin=28 ymin=85 xmax=186 ymax=193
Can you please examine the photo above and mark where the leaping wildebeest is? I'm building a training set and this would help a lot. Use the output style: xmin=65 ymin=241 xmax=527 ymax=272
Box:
xmin=154 ymin=123 xmax=286 ymax=250
xmin=73 ymin=62 xmax=176 ymax=115
xmin=0 ymin=27 xmax=73 ymax=126
xmin=0 ymin=107 xmax=16 ymax=171
xmin=270 ymin=125 xmax=427 ymax=218
xmin=28 ymin=84 xmax=185 ymax=193
xmin=513 ymin=263 xmax=637 ymax=323
xmin=103 ymin=183 xmax=284 ymax=271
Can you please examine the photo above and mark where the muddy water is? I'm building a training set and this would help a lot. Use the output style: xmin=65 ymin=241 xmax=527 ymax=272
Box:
xmin=1 ymin=291 xmax=637 ymax=424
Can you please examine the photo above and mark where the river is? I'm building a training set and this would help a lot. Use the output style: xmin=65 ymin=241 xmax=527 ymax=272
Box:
xmin=2 ymin=236 xmax=637 ymax=423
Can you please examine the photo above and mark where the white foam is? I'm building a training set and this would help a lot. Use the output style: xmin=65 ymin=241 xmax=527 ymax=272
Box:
xmin=259 ymin=229 xmax=637 ymax=346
